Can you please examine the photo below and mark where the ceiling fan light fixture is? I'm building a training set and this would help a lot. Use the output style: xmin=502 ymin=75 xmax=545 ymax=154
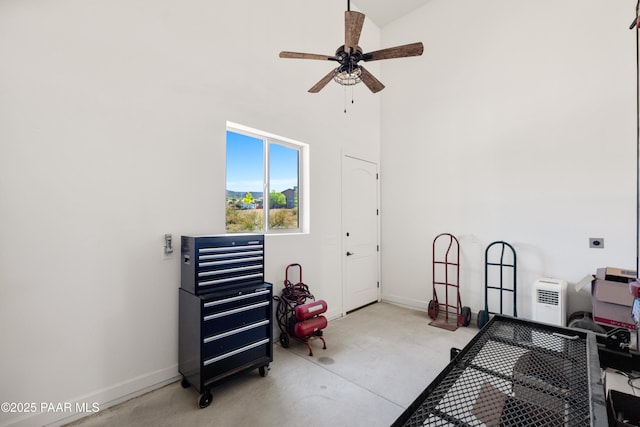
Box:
xmin=333 ymin=67 xmax=362 ymax=86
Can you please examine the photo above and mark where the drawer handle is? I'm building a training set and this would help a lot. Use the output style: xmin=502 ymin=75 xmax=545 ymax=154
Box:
xmin=204 ymin=301 xmax=269 ymax=321
xmin=203 ymin=289 xmax=270 ymax=308
xmin=199 ymin=273 xmax=264 ymax=287
xmin=199 ymin=245 xmax=263 ymax=254
xmin=203 ymin=319 xmax=270 ymax=344
xmin=199 ymin=250 xmax=264 ymax=261
xmin=199 ymin=256 xmax=264 ymax=268
xmin=198 ymin=265 xmax=262 ymax=278
xmin=203 ymin=338 xmax=269 ymax=366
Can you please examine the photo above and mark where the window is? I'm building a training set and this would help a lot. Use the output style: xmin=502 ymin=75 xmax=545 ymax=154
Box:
xmin=225 ymin=123 xmax=305 ymax=233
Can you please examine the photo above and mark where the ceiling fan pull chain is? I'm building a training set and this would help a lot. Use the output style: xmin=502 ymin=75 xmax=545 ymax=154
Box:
xmin=344 ymin=85 xmax=348 ymax=113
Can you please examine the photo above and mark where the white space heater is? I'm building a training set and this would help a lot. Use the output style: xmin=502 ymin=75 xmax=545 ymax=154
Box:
xmin=531 ymin=278 xmax=568 ymax=326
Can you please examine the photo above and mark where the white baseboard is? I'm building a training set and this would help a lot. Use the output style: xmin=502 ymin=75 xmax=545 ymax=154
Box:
xmin=2 ymin=365 xmax=179 ymax=427
xmin=380 ymin=294 xmax=427 ymax=312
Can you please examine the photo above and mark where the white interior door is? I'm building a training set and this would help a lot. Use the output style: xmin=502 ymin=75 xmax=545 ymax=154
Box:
xmin=342 ymin=155 xmax=379 ymax=313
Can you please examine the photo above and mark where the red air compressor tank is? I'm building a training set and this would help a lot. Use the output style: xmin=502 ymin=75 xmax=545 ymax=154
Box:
xmin=295 ymin=299 xmax=328 ymax=321
xmin=294 ymin=316 xmax=328 ymax=339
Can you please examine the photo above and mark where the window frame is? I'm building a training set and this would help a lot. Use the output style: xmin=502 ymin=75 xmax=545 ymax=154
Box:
xmin=225 ymin=122 xmax=307 ymax=235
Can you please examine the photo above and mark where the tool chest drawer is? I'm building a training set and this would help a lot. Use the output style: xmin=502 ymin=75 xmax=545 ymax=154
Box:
xmin=202 ymin=319 xmax=271 ymax=360
xmin=202 ymin=300 xmax=271 ymax=337
xmin=202 ymin=286 xmax=270 ymax=316
xmin=202 ymin=338 xmax=271 ymax=381
xmin=181 ymin=234 xmax=264 ymax=295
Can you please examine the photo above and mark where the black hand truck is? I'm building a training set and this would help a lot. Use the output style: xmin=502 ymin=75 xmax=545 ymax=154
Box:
xmin=477 ymin=240 xmax=517 ymax=328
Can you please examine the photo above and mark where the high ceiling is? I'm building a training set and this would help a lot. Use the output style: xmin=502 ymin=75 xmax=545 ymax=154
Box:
xmin=352 ymin=0 xmax=432 ymax=27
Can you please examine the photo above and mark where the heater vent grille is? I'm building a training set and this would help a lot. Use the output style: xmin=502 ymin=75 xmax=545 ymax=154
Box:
xmin=537 ymin=289 xmax=559 ymax=306
xmin=531 ymin=278 xmax=567 ymax=326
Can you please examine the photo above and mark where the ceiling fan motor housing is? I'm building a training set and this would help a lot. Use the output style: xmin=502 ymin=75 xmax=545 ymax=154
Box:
xmin=336 ymin=45 xmax=363 ymax=61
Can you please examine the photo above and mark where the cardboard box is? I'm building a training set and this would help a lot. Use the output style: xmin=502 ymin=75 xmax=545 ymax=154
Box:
xmin=593 ymin=268 xmax=636 ymax=330
xmin=603 ymin=368 xmax=639 ymax=397
xmin=598 ymin=267 xmax=636 ymax=283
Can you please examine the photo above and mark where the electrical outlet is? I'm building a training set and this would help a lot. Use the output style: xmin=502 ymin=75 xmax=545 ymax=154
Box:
xmin=589 ymin=238 xmax=604 ymax=249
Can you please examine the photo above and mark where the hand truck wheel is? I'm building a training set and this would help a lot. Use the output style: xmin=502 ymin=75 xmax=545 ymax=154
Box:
xmin=427 ymin=300 xmax=438 ymax=319
xmin=477 ymin=310 xmax=489 ymax=329
xmin=279 ymin=332 xmax=290 ymax=348
xmin=450 ymin=347 xmax=461 ymax=361
xmin=459 ymin=306 xmax=472 ymax=327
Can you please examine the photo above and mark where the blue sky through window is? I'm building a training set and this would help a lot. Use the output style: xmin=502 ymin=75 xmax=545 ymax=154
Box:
xmin=226 ymin=131 xmax=263 ymax=193
xmin=226 ymin=131 xmax=298 ymax=193
xmin=269 ymin=143 xmax=299 ymax=193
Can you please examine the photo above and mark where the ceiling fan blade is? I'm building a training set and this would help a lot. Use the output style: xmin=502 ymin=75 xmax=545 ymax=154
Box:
xmin=279 ymin=51 xmax=336 ymax=61
xmin=345 ymin=11 xmax=365 ymax=54
xmin=308 ymin=69 xmax=336 ymax=93
xmin=363 ymin=42 xmax=424 ymax=61
xmin=359 ymin=66 xmax=385 ymax=93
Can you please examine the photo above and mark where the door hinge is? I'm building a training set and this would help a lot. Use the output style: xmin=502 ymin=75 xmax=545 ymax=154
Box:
xmin=376 ymin=209 xmax=379 ymax=215
xmin=377 ymin=281 xmax=380 ymax=288
xmin=377 ymin=245 xmax=379 ymax=252
xmin=376 ymin=173 xmax=379 ymax=180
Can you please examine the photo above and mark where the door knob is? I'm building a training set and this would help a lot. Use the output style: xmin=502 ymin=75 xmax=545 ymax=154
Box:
xmin=346 ymin=251 xmax=354 ymax=256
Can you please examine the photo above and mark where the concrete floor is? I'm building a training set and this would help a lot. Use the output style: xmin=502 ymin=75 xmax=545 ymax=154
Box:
xmin=66 ymin=302 xmax=478 ymax=427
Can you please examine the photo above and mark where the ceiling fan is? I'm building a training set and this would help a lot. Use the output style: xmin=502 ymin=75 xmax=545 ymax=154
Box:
xmin=279 ymin=1 xmax=424 ymax=94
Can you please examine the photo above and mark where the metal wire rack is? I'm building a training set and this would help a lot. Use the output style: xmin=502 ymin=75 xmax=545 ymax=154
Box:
xmin=393 ymin=316 xmax=607 ymax=426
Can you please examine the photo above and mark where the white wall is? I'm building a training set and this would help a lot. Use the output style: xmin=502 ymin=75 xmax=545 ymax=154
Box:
xmin=4 ymin=1 xmax=636 ymax=425
xmin=380 ymin=0 xmax=637 ymax=320
xmin=0 ymin=1 xmax=381 ymax=425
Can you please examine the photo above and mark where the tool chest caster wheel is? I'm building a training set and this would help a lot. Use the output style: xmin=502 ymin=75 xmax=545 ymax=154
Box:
xmin=259 ymin=365 xmax=269 ymax=377
xmin=199 ymin=391 xmax=212 ymax=409
xmin=460 ymin=306 xmax=471 ymax=327
xmin=180 ymin=377 xmax=190 ymax=388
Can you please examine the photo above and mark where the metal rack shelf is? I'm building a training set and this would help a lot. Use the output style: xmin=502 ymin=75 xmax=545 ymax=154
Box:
xmin=393 ymin=316 xmax=607 ymax=426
